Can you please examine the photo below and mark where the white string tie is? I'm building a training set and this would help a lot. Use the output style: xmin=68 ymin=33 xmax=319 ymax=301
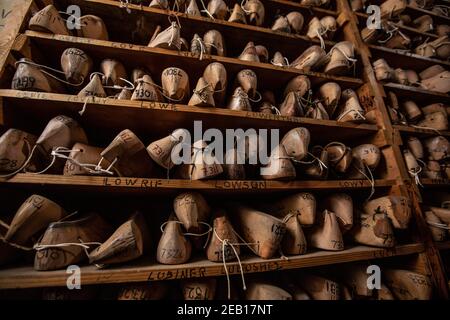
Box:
xmin=199 ymin=0 xmax=215 ymax=20
xmin=15 ymin=60 xmax=85 ymax=87
xmin=409 ymin=166 xmax=423 ymax=187
xmin=212 ymin=227 xmax=247 ymax=300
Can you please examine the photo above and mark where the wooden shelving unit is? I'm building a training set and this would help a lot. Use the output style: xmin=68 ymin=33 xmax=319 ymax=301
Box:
xmin=0 ymin=0 xmax=448 ymax=299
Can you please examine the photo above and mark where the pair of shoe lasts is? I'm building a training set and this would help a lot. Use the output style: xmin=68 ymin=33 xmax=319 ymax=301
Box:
xmin=45 ymin=129 xmax=153 ymax=178
xmin=77 ymin=58 xmax=132 ymax=99
xmin=263 ymin=80 xmax=338 ymax=119
xmin=306 ymin=16 xmax=337 ymax=43
xmin=227 ymin=204 xmax=286 ymax=259
xmin=180 ymin=0 xmax=265 ymax=26
xmin=333 ymin=89 xmax=366 ymax=123
xmin=304 ymin=193 xmax=354 ymax=251
xmin=28 ymin=4 xmax=109 ymax=40
xmin=323 ymin=142 xmax=381 ymax=178
xmin=258 ymin=193 xmax=318 ymax=255
xmin=412 ymin=15 xmax=435 ymax=33
xmin=420 ymin=70 xmax=450 ymax=93
xmin=344 ymin=143 xmax=382 ymax=180
xmin=372 ymin=59 xmax=420 ymax=86
xmin=415 ymin=103 xmax=448 ymax=131
xmin=86 ymin=212 xmax=151 ymax=267
xmin=352 ymin=196 xmax=411 ymax=248
xmin=12 ymin=48 xmax=93 ymax=93
xmin=34 ymin=212 xmax=113 ymax=271
xmin=271 ymin=12 xmax=304 ymax=34
xmin=132 ymin=67 xmax=190 ymax=103
xmin=237 ymin=42 xmax=269 ymax=63
xmin=261 ymin=127 xmax=310 ymax=180
xmin=336 ymin=264 xmax=430 ymax=299
xmin=58 ymin=128 xmax=154 ymax=178
xmin=148 ymin=21 xmax=188 ymax=51
xmin=227 ymin=69 xmax=261 ymax=111
xmin=415 ymin=36 xmax=450 ymax=60
xmin=173 ymin=139 xmax=224 ymax=180
xmin=406 ymin=135 xmax=450 ymax=178
xmin=426 ymin=205 xmax=450 ymax=242
xmin=196 ymin=62 xmax=227 ymax=106
xmin=182 ymin=0 xmax=234 ymax=24
xmin=384 ymin=269 xmax=433 ymax=300
xmin=1 ymin=195 xmax=68 ymax=256
xmin=369 ymin=22 xmax=411 ymax=50
xmin=157 ymin=192 xmax=211 ymax=264
xmin=0 ymin=115 xmax=88 ymax=176
xmin=406 ymin=136 xmax=448 ymax=176
xmin=416 ymin=64 xmax=450 ymax=93
xmin=227 ymin=0 xmax=265 ymax=26
xmin=422 ymin=159 xmax=450 ymax=179
xmin=148 ymin=130 xmax=225 ymax=180
xmin=190 ymin=64 xmax=258 ymax=109
xmin=423 ymin=136 xmax=450 ymax=161
xmin=191 ymin=30 xmax=226 ymax=57
xmin=291 ymin=41 xmax=356 ymax=76
xmin=263 ymin=193 xmax=353 ymax=255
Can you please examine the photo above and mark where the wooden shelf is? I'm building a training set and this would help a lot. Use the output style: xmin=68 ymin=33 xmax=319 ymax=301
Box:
xmin=421 ymin=178 xmax=450 ymax=187
xmin=0 ymin=174 xmax=396 ymax=195
xmin=56 ymin=0 xmax=338 ymax=64
xmin=0 ymin=243 xmax=424 ymax=289
xmin=436 ymin=241 xmax=450 ymax=251
xmin=21 ymin=31 xmax=362 ymax=92
xmin=368 ymin=44 xmax=450 ymax=70
xmin=0 ymin=89 xmax=378 ymax=143
xmin=394 ymin=125 xmax=450 ymax=138
xmin=382 ymin=83 xmax=450 ymax=105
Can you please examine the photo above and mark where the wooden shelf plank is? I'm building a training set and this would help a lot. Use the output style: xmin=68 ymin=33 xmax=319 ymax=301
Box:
xmin=58 ymin=0 xmax=338 ymax=64
xmin=0 ymin=89 xmax=378 ymax=143
xmin=383 ymin=83 xmax=450 ymax=105
xmin=421 ymin=178 xmax=450 ymax=187
xmin=394 ymin=125 xmax=450 ymax=138
xmin=0 ymin=174 xmax=396 ymax=194
xmin=368 ymin=44 xmax=450 ymax=70
xmin=436 ymin=241 xmax=450 ymax=251
xmin=22 ymin=31 xmax=362 ymax=91
xmin=0 ymin=243 xmax=424 ymax=289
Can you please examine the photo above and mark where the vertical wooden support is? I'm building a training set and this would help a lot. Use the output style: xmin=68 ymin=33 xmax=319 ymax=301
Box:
xmin=337 ymin=0 xmax=449 ymax=299
xmin=0 ymin=0 xmax=34 ymax=80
